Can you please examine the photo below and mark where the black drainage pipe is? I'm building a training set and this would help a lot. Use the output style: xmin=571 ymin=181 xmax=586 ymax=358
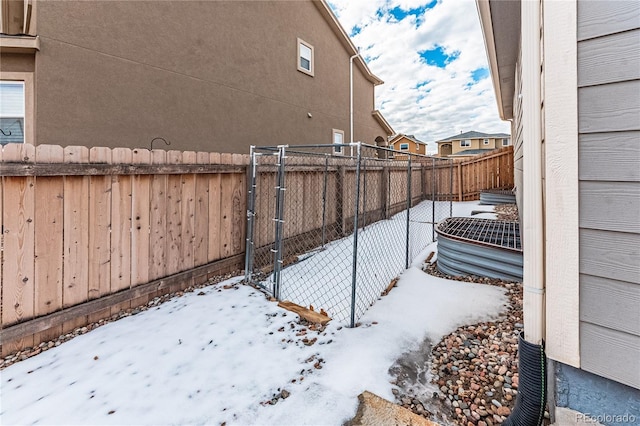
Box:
xmin=503 ymin=332 xmax=547 ymax=426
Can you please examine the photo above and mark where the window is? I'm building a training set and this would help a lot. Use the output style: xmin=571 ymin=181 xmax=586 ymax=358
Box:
xmin=400 ymin=143 xmax=409 ymax=151
xmin=502 ymin=138 xmax=510 ymax=146
xmin=333 ymin=129 xmax=344 ymax=154
xmin=460 ymin=139 xmax=471 ymax=147
xmin=297 ymin=38 xmax=314 ymax=76
xmin=0 ymin=81 xmax=25 ymax=144
xmin=483 ymin=138 xmax=489 ymax=145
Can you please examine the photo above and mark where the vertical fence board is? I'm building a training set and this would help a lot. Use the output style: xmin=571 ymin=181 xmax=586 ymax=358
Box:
xmin=87 ymin=147 xmax=112 ymax=323
xmin=110 ymin=148 xmax=133 ymax=316
xmin=149 ymin=150 xmax=167 ymax=281
xmin=219 ymin=153 xmax=234 ymax=258
xmin=180 ymin=152 xmax=197 ymax=272
xmin=1 ymin=174 xmax=36 ymax=355
xmin=231 ymin=155 xmax=246 ymax=256
xmin=34 ymin=145 xmax=64 ymax=344
xmin=166 ymin=151 xmax=183 ymax=275
xmin=130 ymin=149 xmax=152 ymax=307
xmin=193 ymin=156 xmax=210 ymax=272
xmin=208 ymin=152 xmax=222 ymax=261
xmin=62 ymin=146 xmax=90 ymax=333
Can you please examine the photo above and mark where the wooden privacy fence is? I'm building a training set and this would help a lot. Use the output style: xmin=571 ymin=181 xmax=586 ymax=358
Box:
xmin=0 ymin=144 xmax=248 ymax=356
xmin=424 ymin=146 xmax=514 ymax=201
xmin=0 ymin=143 xmax=514 ymax=356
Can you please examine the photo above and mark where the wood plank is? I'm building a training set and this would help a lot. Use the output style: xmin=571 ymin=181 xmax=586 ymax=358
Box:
xmin=577 ymin=0 xmax=640 ymax=41
xmin=580 ymin=322 xmax=640 ymax=389
xmin=219 ymin=153 xmax=234 ymax=258
xmin=277 ymin=300 xmax=331 ymax=325
xmin=231 ymin=171 xmax=246 ymax=255
xmin=580 ymin=274 xmax=640 ymax=336
xmin=109 ymin=148 xmax=133 ymax=316
xmin=578 ymin=30 xmax=640 ymax=88
xmin=149 ymin=149 xmax=168 ymax=280
xmin=0 ymin=163 xmax=246 ymax=177
xmin=193 ymin=174 xmax=210 ymax=270
xmin=131 ymin=149 xmax=151 ymax=287
xmin=0 ymin=253 xmax=245 ymax=345
xmin=87 ymin=147 xmax=112 ymax=324
xmin=579 ymin=181 xmax=640 ymax=233
xmin=34 ymin=145 xmax=64 ymax=344
xmin=180 ymin=151 xmax=197 ymax=271
xmin=1 ymin=176 xmax=36 ymax=355
xmin=579 ymin=131 xmax=640 ymax=182
xmin=578 ymin=81 xmax=640 ymax=133
xmin=62 ymin=146 xmax=90 ymax=334
xmin=166 ymin=151 xmax=183 ymax=275
xmin=208 ymin=152 xmax=222 ymax=262
xmin=579 ymin=228 xmax=640 ymax=284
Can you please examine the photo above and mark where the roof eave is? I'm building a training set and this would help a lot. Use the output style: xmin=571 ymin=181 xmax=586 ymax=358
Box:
xmin=372 ymin=110 xmax=394 ymax=136
xmin=476 ymin=0 xmax=519 ymax=121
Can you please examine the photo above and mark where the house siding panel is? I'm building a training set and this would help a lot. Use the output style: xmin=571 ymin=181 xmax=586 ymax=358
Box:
xmin=580 ymin=274 xmax=640 ymax=337
xmin=578 ymin=81 xmax=640 ymax=134
xmin=578 ymin=132 xmax=640 ymax=182
xmin=577 ymin=0 xmax=640 ymax=389
xmin=577 ymin=29 xmax=640 ymax=87
xmin=578 ymin=181 xmax=640 ymax=233
xmin=577 ymin=0 xmax=640 ymax=41
xmin=512 ymin=46 xmax=524 ymax=216
xmin=580 ymin=322 xmax=640 ymax=389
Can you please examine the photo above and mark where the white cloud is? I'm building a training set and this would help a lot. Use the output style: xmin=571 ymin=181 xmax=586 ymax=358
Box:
xmin=328 ymin=0 xmax=510 ymax=153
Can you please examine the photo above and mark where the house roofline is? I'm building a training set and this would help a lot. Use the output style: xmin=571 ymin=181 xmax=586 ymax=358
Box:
xmin=372 ymin=110 xmax=394 ymax=136
xmin=313 ymin=0 xmax=384 ymax=86
xmin=389 ymin=133 xmax=427 ymax=146
xmin=476 ymin=0 xmax=520 ymax=121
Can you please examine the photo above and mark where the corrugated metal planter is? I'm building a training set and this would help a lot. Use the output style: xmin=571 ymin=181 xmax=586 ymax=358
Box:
xmin=479 ymin=189 xmax=516 ymax=205
xmin=436 ymin=217 xmax=523 ymax=282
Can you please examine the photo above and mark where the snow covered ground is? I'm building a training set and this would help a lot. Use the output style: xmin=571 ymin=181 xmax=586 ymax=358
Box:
xmin=0 ymin=201 xmax=506 ymax=426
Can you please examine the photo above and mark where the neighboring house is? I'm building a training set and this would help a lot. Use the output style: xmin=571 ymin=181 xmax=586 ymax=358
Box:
xmin=435 ymin=130 xmax=510 ymax=157
xmin=478 ymin=0 xmax=639 ymax=423
xmin=0 ymin=0 xmax=393 ymax=153
xmin=387 ymin=133 xmax=428 ymax=158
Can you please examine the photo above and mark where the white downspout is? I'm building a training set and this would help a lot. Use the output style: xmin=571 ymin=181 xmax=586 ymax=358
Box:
xmin=521 ymin=0 xmax=545 ymax=345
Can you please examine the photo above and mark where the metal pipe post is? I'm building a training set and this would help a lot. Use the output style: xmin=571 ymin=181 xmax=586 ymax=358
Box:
xmin=244 ymin=146 xmax=257 ymax=282
xmin=321 ymin=154 xmax=329 ymax=248
xmin=449 ymin=160 xmax=453 ymax=218
xmin=405 ymin=155 xmax=412 ymax=269
xmin=350 ymin=142 xmax=362 ymax=328
xmin=432 ymin=157 xmax=436 ymax=241
xmin=272 ymin=146 xmax=287 ymax=300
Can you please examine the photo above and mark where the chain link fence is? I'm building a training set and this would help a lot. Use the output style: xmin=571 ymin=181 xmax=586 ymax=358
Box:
xmin=244 ymin=143 xmax=453 ymax=326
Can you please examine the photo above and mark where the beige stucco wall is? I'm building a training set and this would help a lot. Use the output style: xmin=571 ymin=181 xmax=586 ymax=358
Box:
xmin=437 ymin=137 xmax=506 ymax=156
xmin=27 ymin=0 xmax=389 ymax=153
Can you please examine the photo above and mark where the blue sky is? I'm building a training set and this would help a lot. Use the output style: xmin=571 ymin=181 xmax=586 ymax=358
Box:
xmin=327 ymin=0 xmax=509 ymax=153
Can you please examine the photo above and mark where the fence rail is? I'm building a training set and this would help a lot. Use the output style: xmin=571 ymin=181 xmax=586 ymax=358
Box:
xmin=1 ymin=143 xmax=513 ymax=355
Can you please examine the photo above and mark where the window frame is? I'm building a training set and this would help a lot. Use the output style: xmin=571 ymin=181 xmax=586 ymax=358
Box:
xmin=502 ymin=138 xmax=510 ymax=146
xmin=399 ymin=143 xmax=409 ymax=151
xmin=297 ymin=38 xmax=314 ymax=76
xmin=483 ymin=138 xmax=490 ymax=145
xmin=0 ymin=73 xmax=34 ymax=145
xmin=332 ymin=129 xmax=344 ymax=155
xmin=460 ymin=139 xmax=471 ymax=147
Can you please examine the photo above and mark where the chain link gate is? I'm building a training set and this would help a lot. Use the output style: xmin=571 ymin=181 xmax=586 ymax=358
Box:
xmin=245 ymin=143 xmax=453 ymax=326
